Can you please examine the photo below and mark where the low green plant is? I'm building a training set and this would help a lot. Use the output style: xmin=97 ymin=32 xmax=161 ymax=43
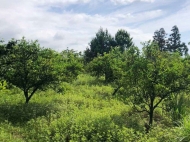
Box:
xmin=0 ymin=73 xmax=188 ymax=142
xmin=178 ymin=115 xmax=190 ymax=141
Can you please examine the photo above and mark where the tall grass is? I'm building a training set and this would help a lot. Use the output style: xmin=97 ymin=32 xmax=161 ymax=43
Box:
xmin=0 ymin=74 xmax=188 ymax=141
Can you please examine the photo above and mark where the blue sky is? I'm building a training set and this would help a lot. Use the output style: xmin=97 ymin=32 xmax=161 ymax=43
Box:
xmin=0 ymin=0 xmax=190 ymax=51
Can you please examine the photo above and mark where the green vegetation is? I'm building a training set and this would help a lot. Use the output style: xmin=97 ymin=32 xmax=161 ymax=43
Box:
xmin=0 ymin=74 xmax=188 ymax=142
xmin=153 ymin=25 xmax=188 ymax=55
xmin=0 ymin=38 xmax=83 ymax=103
xmin=0 ymin=25 xmax=190 ymax=141
xmin=84 ymin=28 xmax=134 ymax=63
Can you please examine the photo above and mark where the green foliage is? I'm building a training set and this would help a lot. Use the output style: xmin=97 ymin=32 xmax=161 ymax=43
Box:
xmin=84 ymin=28 xmax=116 ymax=62
xmin=147 ymin=126 xmax=181 ymax=142
xmin=2 ymin=38 xmax=60 ymax=103
xmin=0 ymin=28 xmax=190 ymax=141
xmin=167 ymin=25 xmax=188 ymax=56
xmin=115 ymin=29 xmax=134 ymax=52
xmin=179 ymin=115 xmax=190 ymax=141
xmin=86 ymin=41 xmax=190 ymax=129
xmin=84 ymin=28 xmax=134 ymax=63
xmin=153 ymin=26 xmax=188 ymax=56
xmin=1 ymin=38 xmax=82 ymax=103
xmin=86 ymin=47 xmax=130 ymax=83
xmin=111 ymin=109 xmax=145 ymax=132
xmin=153 ymin=28 xmax=167 ymax=51
xmin=0 ymin=80 xmax=7 ymax=90
xmin=0 ymin=74 xmax=188 ymax=141
xmin=59 ymin=49 xmax=83 ymax=82
xmin=0 ymin=121 xmax=24 ymax=142
xmin=24 ymin=116 xmax=141 ymax=142
xmin=165 ymin=93 xmax=188 ymax=122
xmin=122 ymin=42 xmax=190 ymax=127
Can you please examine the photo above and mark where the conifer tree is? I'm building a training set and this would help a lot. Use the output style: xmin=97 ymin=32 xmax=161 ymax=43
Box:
xmin=153 ymin=28 xmax=167 ymax=51
xmin=167 ymin=25 xmax=188 ymax=56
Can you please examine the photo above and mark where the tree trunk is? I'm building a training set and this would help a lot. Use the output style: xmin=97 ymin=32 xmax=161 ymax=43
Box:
xmin=25 ymin=97 xmax=30 ymax=104
xmin=25 ymin=92 xmax=34 ymax=104
xmin=24 ymin=87 xmax=38 ymax=104
xmin=146 ymin=99 xmax=154 ymax=133
xmin=24 ymin=90 xmax=31 ymax=104
xmin=145 ymin=99 xmax=154 ymax=133
xmin=149 ymin=107 xmax=154 ymax=126
xmin=24 ymin=91 xmax=30 ymax=104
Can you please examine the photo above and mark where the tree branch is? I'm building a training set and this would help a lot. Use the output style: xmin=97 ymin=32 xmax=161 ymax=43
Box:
xmin=133 ymin=103 xmax=149 ymax=113
xmin=153 ymin=86 xmax=187 ymax=109
xmin=28 ymin=86 xmax=39 ymax=101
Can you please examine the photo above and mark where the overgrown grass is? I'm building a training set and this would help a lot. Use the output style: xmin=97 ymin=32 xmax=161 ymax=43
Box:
xmin=0 ymin=74 xmax=188 ymax=141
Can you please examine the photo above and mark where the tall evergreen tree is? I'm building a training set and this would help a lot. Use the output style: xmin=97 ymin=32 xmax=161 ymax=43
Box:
xmin=115 ymin=29 xmax=134 ymax=52
xmin=84 ymin=28 xmax=116 ymax=63
xmin=153 ymin=28 xmax=167 ymax=51
xmin=167 ymin=25 xmax=188 ymax=56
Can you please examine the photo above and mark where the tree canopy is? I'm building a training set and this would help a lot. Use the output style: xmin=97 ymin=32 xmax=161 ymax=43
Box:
xmin=87 ymin=47 xmax=125 ymax=83
xmin=115 ymin=29 xmax=134 ymax=52
xmin=84 ymin=28 xmax=115 ymax=63
xmin=1 ymin=38 xmax=83 ymax=103
xmin=87 ymin=39 xmax=190 ymax=130
xmin=167 ymin=25 xmax=188 ymax=56
xmin=123 ymin=42 xmax=190 ymax=128
xmin=153 ymin=25 xmax=188 ymax=55
xmin=84 ymin=28 xmax=134 ymax=63
xmin=153 ymin=28 xmax=167 ymax=51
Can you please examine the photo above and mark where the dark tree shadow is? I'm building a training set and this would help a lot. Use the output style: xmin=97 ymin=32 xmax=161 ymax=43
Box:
xmin=0 ymin=102 xmax=58 ymax=125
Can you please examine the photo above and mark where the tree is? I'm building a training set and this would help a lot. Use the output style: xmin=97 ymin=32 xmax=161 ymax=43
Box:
xmin=59 ymin=49 xmax=83 ymax=82
xmin=86 ymin=48 xmax=122 ymax=83
xmin=123 ymin=42 xmax=190 ymax=130
xmin=153 ymin=28 xmax=167 ymax=51
xmin=2 ymin=38 xmax=82 ymax=103
xmin=3 ymin=38 xmax=58 ymax=103
xmin=115 ymin=29 xmax=134 ymax=52
xmin=167 ymin=25 xmax=188 ymax=56
xmin=84 ymin=28 xmax=116 ymax=63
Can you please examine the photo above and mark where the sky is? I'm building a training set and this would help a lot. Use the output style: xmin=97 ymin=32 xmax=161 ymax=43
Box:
xmin=0 ymin=0 xmax=190 ymax=51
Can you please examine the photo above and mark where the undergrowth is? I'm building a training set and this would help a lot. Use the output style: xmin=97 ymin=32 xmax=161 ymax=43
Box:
xmin=0 ymin=74 xmax=188 ymax=141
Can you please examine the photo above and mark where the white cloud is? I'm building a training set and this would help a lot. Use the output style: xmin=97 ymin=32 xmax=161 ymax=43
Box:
xmin=32 ymin=0 xmax=91 ymax=6
xmin=111 ymin=0 xmax=154 ymax=5
xmin=0 ymin=0 xmax=163 ymax=51
xmin=138 ymin=1 xmax=190 ymax=34
xmin=111 ymin=9 xmax=163 ymax=25
xmin=0 ymin=0 xmax=189 ymax=51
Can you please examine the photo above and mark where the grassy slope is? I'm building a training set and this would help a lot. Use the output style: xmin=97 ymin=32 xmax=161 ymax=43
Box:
xmin=0 ymin=74 xmax=185 ymax=142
